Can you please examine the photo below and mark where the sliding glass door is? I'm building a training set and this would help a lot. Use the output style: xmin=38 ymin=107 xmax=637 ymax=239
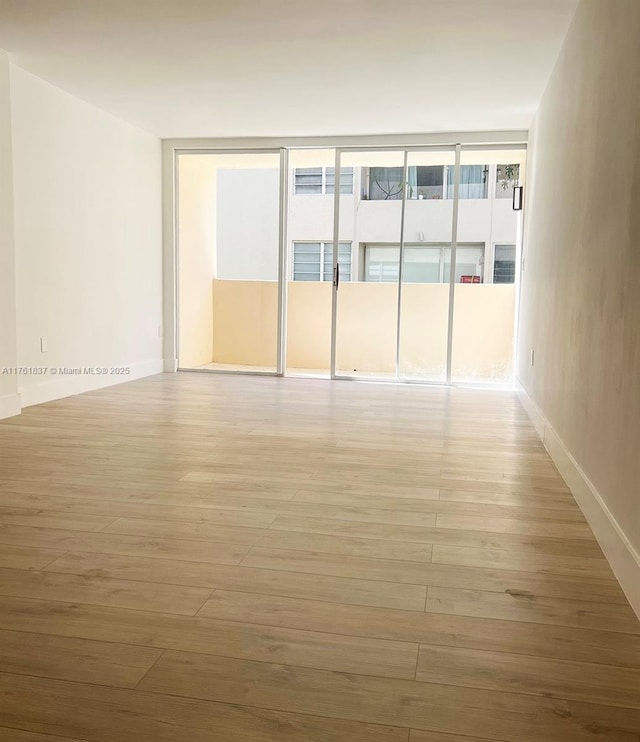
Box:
xmin=333 ymin=150 xmax=405 ymax=378
xmin=398 ymin=149 xmax=456 ymax=382
xmin=285 ymin=148 xmax=338 ymax=377
xmin=450 ymin=148 xmax=526 ymax=383
xmin=176 ymin=143 xmax=526 ymax=386
xmin=177 ymin=151 xmax=281 ymax=373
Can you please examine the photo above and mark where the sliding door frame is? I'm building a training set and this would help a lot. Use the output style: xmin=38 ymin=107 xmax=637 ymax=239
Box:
xmin=330 ymin=143 xmax=457 ymax=383
xmin=445 ymin=144 xmax=462 ymax=384
xmin=173 ymin=147 xmax=284 ymax=377
xmin=163 ymin=135 xmax=527 ymax=384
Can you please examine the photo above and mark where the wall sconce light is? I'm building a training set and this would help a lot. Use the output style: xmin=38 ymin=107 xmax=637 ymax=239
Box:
xmin=513 ymin=186 xmax=523 ymax=211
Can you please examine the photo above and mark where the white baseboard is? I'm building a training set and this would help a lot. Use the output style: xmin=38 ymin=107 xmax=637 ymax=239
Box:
xmin=516 ymin=382 xmax=640 ymax=619
xmin=0 ymin=393 xmax=21 ymax=420
xmin=515 ymin=383 xmax=545 ymax=440
xmin=19 ymin=359 xmax=164 ymax=408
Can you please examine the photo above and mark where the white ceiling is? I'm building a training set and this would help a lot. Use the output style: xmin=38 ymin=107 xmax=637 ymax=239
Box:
xmin=0 ymin=0 xmax=579 ymax=139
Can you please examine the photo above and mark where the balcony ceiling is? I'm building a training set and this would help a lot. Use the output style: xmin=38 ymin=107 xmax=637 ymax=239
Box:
xmin=0 ymin=0 xmax=579 ymax=138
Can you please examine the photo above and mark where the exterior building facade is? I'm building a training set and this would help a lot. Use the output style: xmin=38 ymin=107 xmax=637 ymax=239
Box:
xmin=288 ymin=163 xmax=520 ymax=286
xmin=213 ymin=160 xmax=521 ymax=286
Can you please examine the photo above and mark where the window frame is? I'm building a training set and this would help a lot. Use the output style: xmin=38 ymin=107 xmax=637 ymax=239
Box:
xmin=291 ymin=240 xmax=352 ymax=282
xmin=365 ymin=165 xmax=492 ymax=201
xmin=292 ymin=167 xmax=354 ymax=195
xmin=492 ymin=243 xmax=517 ymax=284
xmin=362 ymin=242 xmax=486 ymax=284
xmin=445 ymin=164 xmax=489 ymax=200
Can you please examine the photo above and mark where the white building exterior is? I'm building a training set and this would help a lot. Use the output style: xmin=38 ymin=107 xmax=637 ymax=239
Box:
xmin=215 ymin=162 xmax=520 ymax=285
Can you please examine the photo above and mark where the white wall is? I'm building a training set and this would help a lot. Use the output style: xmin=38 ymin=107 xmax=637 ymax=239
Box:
xmin=10 ymin=66 xmax=163 ymax=407
xmin=217 ymin=168 xmax=280 ymax=280
xmin=178 ymin=155 xmax=217 ymax=368
xmin=517 ymin=0 xmax=640 ymax=613
xmin=289 ymin=194 xmax=356 ymax=244
xmin=357 ymin=198 xmax=516 ymax=241
xmin=0 ymin=51 xmax=19 ymax=419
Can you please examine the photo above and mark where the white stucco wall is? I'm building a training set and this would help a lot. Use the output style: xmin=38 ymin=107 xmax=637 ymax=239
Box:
xmin=517 ymin=0 xmax=640 ymax=565
xmin=216 ymin=168 xmax=280 ymax=280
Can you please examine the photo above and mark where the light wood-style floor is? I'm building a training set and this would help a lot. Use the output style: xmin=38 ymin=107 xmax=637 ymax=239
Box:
xmin=0 ymin=372 xmax=638 ymax=742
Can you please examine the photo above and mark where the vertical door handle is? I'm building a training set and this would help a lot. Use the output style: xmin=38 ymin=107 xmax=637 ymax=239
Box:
xmin=334 ymin=262 xmax=340 ymax=289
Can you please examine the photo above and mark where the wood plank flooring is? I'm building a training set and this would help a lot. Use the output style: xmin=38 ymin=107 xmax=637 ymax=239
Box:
xmin=0 ymin=372 xmax=638 ymax=741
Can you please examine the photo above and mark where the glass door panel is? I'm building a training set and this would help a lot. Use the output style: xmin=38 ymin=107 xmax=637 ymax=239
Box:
xmin=176 ymin=144 xmax=526 ymax=386
xmin=177 ymin=152 xmax=281 ymax=373
xmin=285 ymin=149 xmax=338 ymax=377
xmin=398 ymin=149 xmax=456 ymax=381
xmin=451 ymin=148 xmax=526 ymax=383
xmin=334 ymin=150 xmax=405 ymax=378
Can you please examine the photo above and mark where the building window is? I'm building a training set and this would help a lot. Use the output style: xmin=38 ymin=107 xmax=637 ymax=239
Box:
xmin=493 ymin=244 xmax=516 ymax=283
xmin=325 ymin=167 xmax=354 ymax=194
xmin=446 ymin=165 xmax=489 ymax=199
xmin=293 ymin=168 xmax=323 ymax=194
xmin=366 ymin=165 xmax=489 ymax=200
xmin=411 ymin=166 xmax=444 ymax=200
xmin=367 ymin=167 xmax=405 ymax=200
xmin=366 ymin=166 xmax=445 ymax=201
xmin=292 ymin=242 xmax=352 ymax=281
xmin=364 ymin=244 xmax=484 ymax=283
xmin=293 ymin=167 xmax=353 ymax=195
xmin=496 ymin=164 xmax=520 ymax=199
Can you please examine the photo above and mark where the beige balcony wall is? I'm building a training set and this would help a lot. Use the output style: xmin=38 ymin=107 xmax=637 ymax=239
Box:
xmin=452 ymin=285 xmax=516 ymax=380
xmin=287 ymin=282 xmax=332 ymax=370
xmin=335 ymin=283 xmax=398 ymax=373
xmin=399 ymin=283 xmax=449 ymax=378
xmin=211 ymin=280 xmax=278 ymax=368
xmin=212 ymin=279 xmax=515 ymax=380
